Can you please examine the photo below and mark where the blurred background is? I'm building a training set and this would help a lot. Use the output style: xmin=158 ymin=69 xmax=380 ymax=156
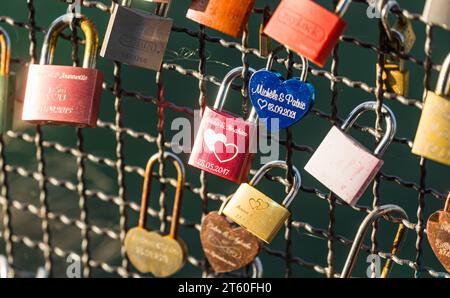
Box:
xmin=0 ymin=0 xmax=449 ymax=277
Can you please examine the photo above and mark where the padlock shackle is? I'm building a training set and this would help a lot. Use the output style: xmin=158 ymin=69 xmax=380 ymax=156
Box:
xmin=266 ymin=45 xmax=309 ymax=82
xmin=340 ymin=204 xmax=408 ymax=278
xmin=335 ymin=0 xmax=352 ymax=18
xmin=381 ymin=0 xmax=409 ymax=48
xmin=138 ymin=152 xmax=185 ymax=240
xmin=436 ymin=53 xmax=450 ymax=96
xmin=203 ymin=257 xmax=263 ymax=278
xmin=250 ymin=257 xmax=263 ymax=278
xmin=249 ymin=160 xmax=301 ymax=207
xmin=0 ymin=26 xmax=10 ymax=76
xmin=40 ymin=13 xmax=99 ymax=68
xmin=445 ymin=193 xmax=450 ymax=213
xmin=341 ymin=101 xmax=397 ymax=157
xmin=213 ymin=67 xmax=258 ymax=123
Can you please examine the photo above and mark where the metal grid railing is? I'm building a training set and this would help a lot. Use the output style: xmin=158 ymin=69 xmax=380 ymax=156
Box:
xmin=0 ymin=0 xmax=449 ymax=278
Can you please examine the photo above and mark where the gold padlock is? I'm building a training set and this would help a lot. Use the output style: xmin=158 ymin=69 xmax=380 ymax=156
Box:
xmin=412 ymin=53 xmax=450 ymax=166
xmin=222 ymin=160 xmax=301 ymax=243
xmin=378 ymin=1 xmax=415 ymax=97
xmin=124 ymin=151 xmax=187 ymax=277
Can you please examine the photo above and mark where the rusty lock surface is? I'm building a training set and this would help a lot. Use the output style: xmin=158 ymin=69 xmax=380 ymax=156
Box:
xmin=124 ymin=152 xmax=187 ymax=277
xmin=427 ymin=193 xmax=450 ymax=273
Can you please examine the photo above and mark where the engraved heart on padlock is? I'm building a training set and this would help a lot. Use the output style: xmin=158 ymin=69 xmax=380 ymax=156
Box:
xmin=200 ymin=212 xmax=261 ymax=273
xmin=249 ymin=70 xmax=315 ymax=131
xmin=426 ymin=211 xmax=450 ymax=273
xmin=249 ymin=198 xmax=269 ymax=210
xmin=124 ymin=227 xmax=186 ymax=277
xmin=203 ymin=128 xmax=239 ymax=163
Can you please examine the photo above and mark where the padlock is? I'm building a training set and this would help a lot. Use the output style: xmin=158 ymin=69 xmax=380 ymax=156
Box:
xmin=188 ymin=66 xmax=258 ymax=183
xmin=304 ymin=101 xmax=397 ymax=206
xmin=427 ymin=193 xmax=450 ymax=273
xmin=340 ymin=204 xmax=408 ymax=278
xmin=423 ymin=0 xmax=450 ymax=30
xmin=222 ymin=160 xmax=301 ymax=243
xmin=412 ymin=53 xmax=450 ymax=165
xmin=381 ymin=1 xmax=415 ymax=54
xmin=124 ymin=151 xmax=187 ymax=277
xmin=249 ymin=45 xmax=315 ymax=131
xmin=377 ymin=31 xmax=410 ymax=97
xmin=100 ymin=0 xmax=173 ymax=71
xmin=0 ymin=26 xmax=15 ymax=133
xmin=377 ymin=1 xmax=415 ymax=97
xmin=22 ymin=13 xmax=103 ymax=127
xmin=186 ymin=0 xmax=255 ymax=38
xmin=263 ymin=0 xmax=352 ymax=67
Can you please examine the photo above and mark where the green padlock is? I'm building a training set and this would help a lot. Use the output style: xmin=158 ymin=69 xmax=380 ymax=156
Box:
xmin=0 ymin=26 xmax=15 ymax=133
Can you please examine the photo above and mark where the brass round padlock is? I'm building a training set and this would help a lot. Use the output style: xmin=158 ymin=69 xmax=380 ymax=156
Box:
xmin=124 ymin=151 xmax=187 ymax=277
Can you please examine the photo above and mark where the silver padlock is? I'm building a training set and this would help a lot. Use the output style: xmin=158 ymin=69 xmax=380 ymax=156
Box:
xmin=423 ymin=0 xmax=450 ymax=30
xmin=100 ymin=0 xmax=173 ymax=70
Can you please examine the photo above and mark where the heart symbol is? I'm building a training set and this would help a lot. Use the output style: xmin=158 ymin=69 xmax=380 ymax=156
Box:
xmin=426 ymin=210 xmax=450 ymax=273
xmin=249 ymin=70 xmax=315 ymax=131
xmin=203 ymin=128 xmax=227 ymax=152
xmin=213 ymin=140 xmax=239 ymax=163
xmin=124 ymin=227 xmax=186 ymax=277
xmin=249 ymin=198 xmax=270 ymax=210
xmin=203 ymin=129 xmax=239 ymax=163
xmin=200 ymin=212 xmax=261 ymax=273
xmin=257 ymin=98 xmax=268 ymax=109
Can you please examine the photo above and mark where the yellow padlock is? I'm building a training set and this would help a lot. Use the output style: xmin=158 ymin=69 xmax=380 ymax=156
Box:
xmin=412 ymin=53 xmax=450 ymax=165
xmin=222 ymin=160 xmax=301 ymax=243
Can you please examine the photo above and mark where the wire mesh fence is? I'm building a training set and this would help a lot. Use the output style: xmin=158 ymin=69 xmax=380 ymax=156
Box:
xmin=0 ymin=0 xmax=449 ymax=278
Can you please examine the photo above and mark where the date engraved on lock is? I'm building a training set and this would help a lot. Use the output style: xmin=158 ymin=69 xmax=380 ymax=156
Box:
xmin=277 ymin=10 xmax=325 ymax=42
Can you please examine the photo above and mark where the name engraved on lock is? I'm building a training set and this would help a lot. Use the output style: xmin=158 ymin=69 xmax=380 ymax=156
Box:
xmin=124 ymin=228 xmax=185 ymax=276
xmin=222 ymin=184 xmax=290 ymax=243
xmin=22 ymin=64 xmax=103 ymax=127
xmin=276 ymin=9 xmax=325 ymax=42
xmin=200 ymin=212 xmax=261 ymax=273
xmin=189 ymin=107 xmax=257 ymax=183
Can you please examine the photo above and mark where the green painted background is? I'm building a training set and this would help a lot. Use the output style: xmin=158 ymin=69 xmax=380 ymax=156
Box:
xmin=0 ymin=0 xmax=449 ymax=277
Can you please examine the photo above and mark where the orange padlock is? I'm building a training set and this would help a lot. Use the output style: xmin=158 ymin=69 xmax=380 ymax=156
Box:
xmin=186 ymin=0 xmax=255 ymax=38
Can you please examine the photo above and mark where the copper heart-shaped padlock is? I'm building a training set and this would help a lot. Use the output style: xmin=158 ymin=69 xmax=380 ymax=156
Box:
xmin=200 ymin=211 xmax=261 ymax=273
xmin=426 ymin=194 xmax=450 ymax=273
xmin=125 ymin=228 xmax=186 ymax=277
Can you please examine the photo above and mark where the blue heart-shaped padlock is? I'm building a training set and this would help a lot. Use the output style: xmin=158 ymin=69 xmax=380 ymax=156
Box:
xmin=249 ymin=70 xmax=315 ymax=131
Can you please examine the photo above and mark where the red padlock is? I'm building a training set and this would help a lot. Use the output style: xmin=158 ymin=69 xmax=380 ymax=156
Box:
xmin=22 ymin=13 xmax=103 ymax=127
xmin=189 ymin=67 xmax=258 ymax=183
xmin=263 ymin=0 xmax=351 ymax=67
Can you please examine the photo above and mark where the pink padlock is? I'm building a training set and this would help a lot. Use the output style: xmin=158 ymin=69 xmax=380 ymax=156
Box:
xmin=304 ymin=101 xmax=396 ymax=206
xmin=22 ymin=13 xmax=103 ymax=127
xmin=189 ymin=67 xmax=258 ymax=183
